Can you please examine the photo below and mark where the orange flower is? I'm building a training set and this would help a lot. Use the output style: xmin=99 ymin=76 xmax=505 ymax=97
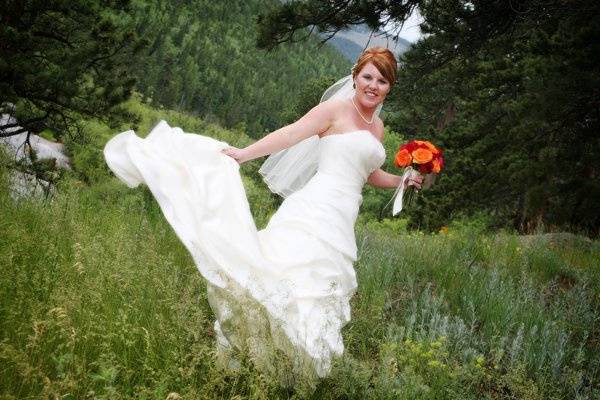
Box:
xmin=432 ymin=158 xmax=442 ymax=173
xmin=423 ymin=141 xmax=440 ymax=155
xmin=395 ymin=149 xmax=412 ymax=167
xmin=412 ymin=148 xmax=433 ymax=164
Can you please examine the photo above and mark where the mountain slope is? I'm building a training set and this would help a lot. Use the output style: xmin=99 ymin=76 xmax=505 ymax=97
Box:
xmin=323 ymin=24 xmax=411 ymax=61
xmin=131 ymin=0 xmax=350 ymax=136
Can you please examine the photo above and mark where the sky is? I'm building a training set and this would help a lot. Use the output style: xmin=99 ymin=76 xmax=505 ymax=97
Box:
xmin=391 ymin=8 xmax=424 ymax=43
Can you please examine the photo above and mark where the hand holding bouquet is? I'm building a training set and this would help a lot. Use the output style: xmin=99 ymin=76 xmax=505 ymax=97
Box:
xmin=390 ymin=140 xmax=444 ymax=215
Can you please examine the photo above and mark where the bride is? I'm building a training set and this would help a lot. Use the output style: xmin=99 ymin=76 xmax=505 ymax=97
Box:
xmin=104 ymin=47 xmax=422 ymax=380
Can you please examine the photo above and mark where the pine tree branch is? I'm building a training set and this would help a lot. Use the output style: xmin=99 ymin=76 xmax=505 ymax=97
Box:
xmin=31 ymin=30 xmax=74 ymax=48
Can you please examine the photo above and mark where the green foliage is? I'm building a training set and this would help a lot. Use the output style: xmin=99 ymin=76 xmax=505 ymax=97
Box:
xmin=0 ymin=0 xmax=144 ymax=137
xmin=387 ymin=2 xmax=600 ymax=233
xmin=65 ymin=120 xmax=115 ymax=185
xmin=278 ymin=76 xmax=340 ymax=124
xmin=130 ymin=0 xmax=349 ymax=137
xmin=38 ymin=130 xmax=56 ymax=141
xmin=361 ymin=217 xmax=409 ymax=236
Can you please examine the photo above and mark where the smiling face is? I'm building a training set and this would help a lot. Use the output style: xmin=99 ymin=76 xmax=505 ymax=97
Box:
xmin=353 ymin=62 xmax=391 ymax=109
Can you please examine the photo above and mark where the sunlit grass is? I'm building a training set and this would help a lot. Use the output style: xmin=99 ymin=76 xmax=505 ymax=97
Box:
xmin=1 ymin=163 xmax=598 ymax=398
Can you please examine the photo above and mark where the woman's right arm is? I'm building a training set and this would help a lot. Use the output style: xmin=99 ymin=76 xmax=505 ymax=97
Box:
xmin=222 ymin=100 xmax=337 ymax=164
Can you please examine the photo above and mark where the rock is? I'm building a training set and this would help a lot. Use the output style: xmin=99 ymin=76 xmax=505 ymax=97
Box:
xmin=1 ymin=113 xmax=72 ymax=199
xmin=0 ymin=114 xmax=71 ymax=169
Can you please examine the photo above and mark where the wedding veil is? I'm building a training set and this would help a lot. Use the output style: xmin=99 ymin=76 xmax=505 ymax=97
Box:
xmin=259 ymin=75 xmax=382 ymax=197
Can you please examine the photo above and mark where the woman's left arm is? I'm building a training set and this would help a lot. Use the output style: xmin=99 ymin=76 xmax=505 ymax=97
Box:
xmin=367 ymin=169 xmax=423 ymax=189
xmin=368 ymin=121 xmax=422 ymax=189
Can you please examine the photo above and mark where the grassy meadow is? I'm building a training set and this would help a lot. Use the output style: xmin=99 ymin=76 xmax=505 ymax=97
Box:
xmin=1 ymin=106 xmax=599 ymax=399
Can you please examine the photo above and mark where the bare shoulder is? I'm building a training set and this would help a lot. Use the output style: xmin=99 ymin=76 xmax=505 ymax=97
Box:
xmin=312 ymin=98 xmax=350 ymax=128
xmin=291 ymin=97 xmax=347 ymax=137
xmin=318 ymin=98 xmax=348 ymax=113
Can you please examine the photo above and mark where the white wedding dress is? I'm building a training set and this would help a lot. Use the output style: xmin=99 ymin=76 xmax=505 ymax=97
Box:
xmin=104 ymin=121 xmax=386 ymax=378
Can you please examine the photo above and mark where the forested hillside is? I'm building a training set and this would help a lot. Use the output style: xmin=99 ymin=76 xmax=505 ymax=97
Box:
xmin=1 ymin=0 xmax=349 ymax=141
xmin=130 ymin=0 xmax=350 ymax=136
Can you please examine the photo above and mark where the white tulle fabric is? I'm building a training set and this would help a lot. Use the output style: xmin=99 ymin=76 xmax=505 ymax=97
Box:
xmin=103 ymin=121 xmax=386 ymax=377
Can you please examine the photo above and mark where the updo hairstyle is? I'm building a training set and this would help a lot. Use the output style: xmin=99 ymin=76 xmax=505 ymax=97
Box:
xmin=351 ymin=47 xmax=398 ymax=85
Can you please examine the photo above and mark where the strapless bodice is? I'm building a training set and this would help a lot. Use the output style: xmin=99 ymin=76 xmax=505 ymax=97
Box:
xmin=266 ymin=130 xmax=386 ymax=260
xmin=318 ymin=130 xmax=386 ymax=189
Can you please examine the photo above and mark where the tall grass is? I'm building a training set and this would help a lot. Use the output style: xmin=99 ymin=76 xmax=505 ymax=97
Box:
xmin=1 ymin=111 xmax=599 ymax=398
xmin=1 ymin=172 xmax=598 ymax=398
xmin=346 ymin=224 xmax=600 ymax=399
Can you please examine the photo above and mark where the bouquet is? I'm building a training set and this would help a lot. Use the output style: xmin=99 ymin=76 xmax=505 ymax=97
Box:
xmin=390 ymin=140 xmax=444 ymax=215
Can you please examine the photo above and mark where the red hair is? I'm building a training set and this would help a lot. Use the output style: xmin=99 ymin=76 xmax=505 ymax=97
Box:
xmin=352 ymin=47 xmax=397 ymax=85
